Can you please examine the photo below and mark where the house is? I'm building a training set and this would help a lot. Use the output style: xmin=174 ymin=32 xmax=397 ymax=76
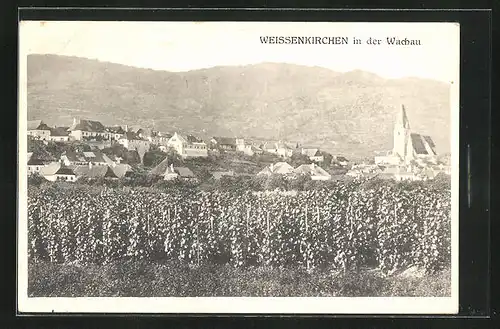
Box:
xmin=40 ymin=162 xmax=77 ymax=182
xmin=167 ymin=132 xmax=208 ymax=158
xmin=293 ymin=163 xmax=331 ymax=181
xmin=27 ymin=157 xmax=48 ymax=175
xmin=60 ymin=150 xmax=115 ymax=166
xmin=106 ymin=126 xmax=126 ymax=140
xmin=49 ymin=127 xmax=71 ymax=142
xmin=150 ymin=132 xmax=172 ymax=146
xmin=212 ymin=170 xmax=235 ymax=180
xmin=335 ymin=156 xmax=349 ymax=166
xmin=73 ymin=163 xmax=119 ymax=180
xmin=377 ymin=166 xmax=422 ymax=181
xmin=375 ymin=105 xmax=438 ymax=165
xmin=301 ymin=148 xmax=324 ymax=162
xmin=27 ymin=120 xmax=51 ymax=141
xmin=118 ymin=132 xmax=151 ymax=153
xmin=263 ymin=141 xmax=294 ymax=158
xmin=257 ymin=162 xmax=295 ymax=176
xmin=109 ymin=163 xmax=133 ymax=178
xmin=68 ymin=118 xmax=110 ymax=141
xmin=162 ymin=164 xmax=196 ymax=181
xmin=211 ymin=137 xmax=237 ymax=151
xmin=235 ymin=138 xmax=264 ymax=156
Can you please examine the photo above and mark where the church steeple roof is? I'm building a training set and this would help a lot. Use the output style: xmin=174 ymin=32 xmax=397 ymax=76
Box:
xmin=396 ymin=104 xmax=410 ymax=129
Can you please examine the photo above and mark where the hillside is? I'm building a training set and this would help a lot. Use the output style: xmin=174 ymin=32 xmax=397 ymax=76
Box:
xmin=27 ymin=54 xmax=451 ymax=158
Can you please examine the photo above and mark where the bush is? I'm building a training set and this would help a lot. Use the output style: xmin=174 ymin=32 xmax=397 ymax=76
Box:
xmin=27 ymin=173 xmax=45 ymax=187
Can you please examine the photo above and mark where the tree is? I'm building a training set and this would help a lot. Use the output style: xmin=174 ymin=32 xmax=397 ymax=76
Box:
xmin=164 ymin=147 xmax=184 ymax=166
xmin=143 ymin=149 xmax=168 ymax=167
xmin=289 ymin=153 xmax=311 ymax=167
xmin=27 ymin=173 xmax=45 ymax=186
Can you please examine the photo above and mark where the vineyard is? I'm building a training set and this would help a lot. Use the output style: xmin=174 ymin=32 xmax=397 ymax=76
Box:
xmin=27 ymin=182 xmax=451 ymax=275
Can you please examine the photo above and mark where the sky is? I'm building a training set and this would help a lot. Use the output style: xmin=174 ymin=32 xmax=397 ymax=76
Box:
xmin=19 ymin=21 xmax=459 ymax=82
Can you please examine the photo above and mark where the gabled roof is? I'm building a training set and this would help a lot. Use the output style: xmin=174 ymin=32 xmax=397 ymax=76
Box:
xmin=68 ymin=119 xmax=106 ymax=132
xmin=62 ymin=151 xmax=112 ymax=164
xmin=273 ymin=162 xmax=294 ymax=173
xmin=121 ymin=131 xmax=146 ymax=141
xmin=27 ymin=158 xmax=46 ymax=166
xmin=186 ymin=135 xmax=204 ymax=143
xmin=150 ymin=157 xmax=170 ymax=176
xmin=175 ymin=167 xmax=195 ymax=178
xmin=106 ymin=126 xmax=126 ymax=134
xmin=294 ymin=164 xmax=331 ymax=177
xmin=111 ymin=164 xmax=133 ymax=178
xmin=50 ymin=127 xmax=70 ymax=136
xmin=40 ymin=162 xmax=61 ymax=176
xmin=169 ymin=132 xmax=188 ymax=144
xmin=410 ymin=133 xmax=437 ymax=155
xmin=27 ymin=120 xmax=51 ymax=131
xmin=55 ymin=166 xmax=76 ymax=175
xmin=74 ymin=165 xmax=119 ymax=178
xmin=212 ymin=137 xmax=237 ymax=146
xmin=137 ymin=128 xmax=153 ymax=137
xmin=302 ymin=148 xmax=321 ymax=157
xmin=258 ymin=162 xmax=294 ymax=175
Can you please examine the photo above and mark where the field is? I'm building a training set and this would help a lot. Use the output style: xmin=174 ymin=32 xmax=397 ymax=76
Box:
xmin=27 ymin=181 xmax=451 ymax=297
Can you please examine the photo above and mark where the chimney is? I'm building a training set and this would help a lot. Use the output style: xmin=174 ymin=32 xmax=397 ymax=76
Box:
xmin=73 ymin=117 xmax=77 ymax=126
xmin=270 ymin=163 xmax=274 ymax=172
xmin=170 ymin=163 xmax=174 ymax=172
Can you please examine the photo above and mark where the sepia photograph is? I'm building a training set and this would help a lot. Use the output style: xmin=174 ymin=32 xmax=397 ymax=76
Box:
xmin=18 ymin=21 xmax=459 ymax=314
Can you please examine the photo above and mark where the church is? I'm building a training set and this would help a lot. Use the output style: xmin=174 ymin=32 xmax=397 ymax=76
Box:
xmin=375 ymin=105 xmax=438 ymax=166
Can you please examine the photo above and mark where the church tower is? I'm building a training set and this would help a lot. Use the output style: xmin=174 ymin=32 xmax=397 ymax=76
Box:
xmin=393 ymin=104 xmax=411 ymax=160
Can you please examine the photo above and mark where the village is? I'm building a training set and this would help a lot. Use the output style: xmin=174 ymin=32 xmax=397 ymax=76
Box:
xmin=25 ymin=105 xmax=451 ymax=185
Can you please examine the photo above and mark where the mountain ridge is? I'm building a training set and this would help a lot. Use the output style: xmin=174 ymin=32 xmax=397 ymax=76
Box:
xmin=27 ymin=54 xmax=451 ymax=158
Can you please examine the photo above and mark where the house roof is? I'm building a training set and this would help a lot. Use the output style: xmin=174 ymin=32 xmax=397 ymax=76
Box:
xmin=169 ymin=132 xmax=188 ymax=144
xmin=62 ymin=151 xmax=112 ymax=164
xmin=175 ymin=167 xmax=195 ymax=178
xmin=55 ymin=166 xmax=76 ymax=175
xmin=111 ymin=164 xmax=133 ymax=178
xmin=137 ymin=128 xmax=154 ymax=137
xmin=121 ymin=131 xmax=146 ymax=141
xmin=186 ymin=135 xmax=204 ymax=143
xmin=27 ymin=120 xmax=51 ymax=131
xmin=68 ymin=119 xmax=106 ymax=132
xmin=294 ymin=164 xmax=331 ymax=177
xmin=212 ymin=137 xmax=237 ymax=146
xmin=40 ymin=162 xmax=61 ymax=176
xmin=27 ymin=158 xmax=46 ymax=166
xmin=258 ymin=162 xmax=294 ymax=175
xmin=302 ymin=148 xmax=321 ymax=157
xmin=410 ymin=133 xmax=437 ymax=155
xmin=50 ymin=127 xmax=70 ymax=136
xmin=150 ymin=157 xmax=170 ymax=176
xmin=74 ymin=165 xmax=119 ymax=178
xmin=106 ymin=126 xmax=126 ymax=134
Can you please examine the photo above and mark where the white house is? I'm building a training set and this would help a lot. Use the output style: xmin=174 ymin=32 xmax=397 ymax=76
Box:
xmin=49 ymin=127 xmax=71 ymax=142
xmin=167 ymin=132 xmax=208 ymax=158
xmin=60 ymin=150 xmax=115 ymax=167
xmin=27 ymin=120 xmax=51 ymax=141
xmin=301 ymin=148 xmax=324 ymax=162
xmin=27 ymin=157 xmax=47 ymax=175
xmin=40 ymin=162 xmax=77 ymax=182
xmin=68 ymin=118 xmax=111 ymax=141
xmin=257 ymin=162 xmax=295 ymax=176
xmin=293 ymin=163 xmax=331 ymax=180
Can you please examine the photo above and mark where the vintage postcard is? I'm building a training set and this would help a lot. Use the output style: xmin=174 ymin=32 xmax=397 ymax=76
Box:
xmin=18 ymin=21 xmax=459 ymax=314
